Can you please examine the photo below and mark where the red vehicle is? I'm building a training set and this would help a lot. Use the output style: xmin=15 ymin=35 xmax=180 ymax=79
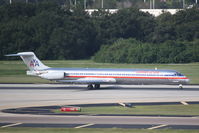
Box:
xmin=60 ymin=106 xmax=81 ymax=112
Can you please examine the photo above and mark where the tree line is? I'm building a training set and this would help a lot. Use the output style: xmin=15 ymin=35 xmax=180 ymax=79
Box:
xmin=0 ymin=1 xmax=199 ymax=63
xmin=1 ymin=0 xmax=198 ymax=9
xmin=93 ymin=38 xmax=199 ymax=63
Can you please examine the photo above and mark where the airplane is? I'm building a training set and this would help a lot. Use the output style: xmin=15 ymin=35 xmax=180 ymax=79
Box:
xmin=6 ymin=52 xmax=189 ymax=89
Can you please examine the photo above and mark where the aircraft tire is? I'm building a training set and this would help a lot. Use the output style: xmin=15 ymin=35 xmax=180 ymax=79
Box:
xmin=179 ymin=84 xmax=183 ymax=90
xmin=87 ymin=84 xmax=93 ymax=90
xmin=94 ymin=84 xmax=100 ymax=89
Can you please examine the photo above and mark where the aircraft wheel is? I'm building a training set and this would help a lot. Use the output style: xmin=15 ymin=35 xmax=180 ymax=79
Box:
xmin=179 ymin=84 xmax=183 ymax=89
xmin=87 ymin=84 xmax=93 ymax=89
xmin=94 ymin=84 xmax=100 ymax=89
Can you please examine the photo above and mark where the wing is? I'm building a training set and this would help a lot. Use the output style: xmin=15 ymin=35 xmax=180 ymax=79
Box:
xmin=56 ymin=78 xmax=116 ymax=84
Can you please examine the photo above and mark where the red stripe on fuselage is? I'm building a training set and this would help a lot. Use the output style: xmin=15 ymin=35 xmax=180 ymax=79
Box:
xmin=65 ymin=75 xmax=188 ymax=79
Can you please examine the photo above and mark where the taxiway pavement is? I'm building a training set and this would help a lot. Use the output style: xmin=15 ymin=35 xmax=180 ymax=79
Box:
xmin=0 ymin=84 xmax=199 ymax=110
xmin=0 ymin=84 xmax=199 ymax=129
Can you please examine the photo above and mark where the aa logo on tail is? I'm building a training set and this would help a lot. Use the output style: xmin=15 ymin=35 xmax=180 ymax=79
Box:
xmin=30 ymin=59 xmax=39 ymax=67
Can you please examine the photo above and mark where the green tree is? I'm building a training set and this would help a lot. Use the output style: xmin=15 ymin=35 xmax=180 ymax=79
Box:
xmin=151 ymin=12 xmax=176 ymax=43
xmin=174 ymin=8 xmax=199 ymax=41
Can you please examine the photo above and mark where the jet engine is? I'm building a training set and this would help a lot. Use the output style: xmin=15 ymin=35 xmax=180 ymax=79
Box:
xmin=39 ymin=71 xmax=64 ymax=80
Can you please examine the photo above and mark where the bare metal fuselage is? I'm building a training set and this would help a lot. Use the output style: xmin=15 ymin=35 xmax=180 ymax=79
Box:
xmin=38 ymin=68 xmax=189 ymax=85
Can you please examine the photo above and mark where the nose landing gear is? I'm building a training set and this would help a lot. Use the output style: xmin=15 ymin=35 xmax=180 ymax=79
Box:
xmin=179 ymin=84 xmax=183 ymax=89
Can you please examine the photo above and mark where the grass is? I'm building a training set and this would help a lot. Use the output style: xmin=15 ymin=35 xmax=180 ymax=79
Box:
xmin=0 ymin=60 xmax=199 ymax=84
xmin=54 ymin=104 xmax=199 ymax=116
xmin=0 ymin=128 xmax=199 ymax=133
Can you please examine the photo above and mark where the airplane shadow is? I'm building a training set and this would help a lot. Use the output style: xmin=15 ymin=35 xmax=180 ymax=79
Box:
xmin=89 ymin=87 xmax=199 ymax=91
xmin=69 ymin=85 xmax=199 ymax=92
xmin=0 ymin=85 xmax=199 ymax=91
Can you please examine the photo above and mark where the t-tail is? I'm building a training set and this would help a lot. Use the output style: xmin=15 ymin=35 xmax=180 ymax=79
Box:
xmin=5 ymin=52 xmax=49 ymax=71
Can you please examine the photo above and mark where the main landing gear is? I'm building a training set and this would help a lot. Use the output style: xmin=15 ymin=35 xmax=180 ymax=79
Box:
xmin=87 ymin=84 xmax=100 ymax=89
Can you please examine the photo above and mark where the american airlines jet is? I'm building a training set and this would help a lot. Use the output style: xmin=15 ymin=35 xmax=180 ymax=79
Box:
xmin=6 ymin=52 xmax=189 ymax=89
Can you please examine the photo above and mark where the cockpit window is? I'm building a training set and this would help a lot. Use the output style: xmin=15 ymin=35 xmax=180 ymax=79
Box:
xmin=176 ymin=72 xmax=184 ymax=76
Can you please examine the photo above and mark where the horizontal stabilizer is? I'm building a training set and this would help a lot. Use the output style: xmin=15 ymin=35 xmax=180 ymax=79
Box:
xmin=5 ymin=52 xmax=34 ymax=56
xmin=5 ymin=52 xmax=49 ymax=70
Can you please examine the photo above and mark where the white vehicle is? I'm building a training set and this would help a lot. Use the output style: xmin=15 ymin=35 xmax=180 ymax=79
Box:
xmin=6 ymin=52 xmax=189 ymax=89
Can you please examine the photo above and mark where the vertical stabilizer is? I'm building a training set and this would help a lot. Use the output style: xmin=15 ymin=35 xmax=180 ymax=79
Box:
xmin=5 ymin=52 xmax=49 ymax=70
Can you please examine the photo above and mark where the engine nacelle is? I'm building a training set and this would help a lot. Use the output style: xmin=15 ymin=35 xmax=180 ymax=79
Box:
xmin=39 ymin=71 xmax=64 ymax=80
